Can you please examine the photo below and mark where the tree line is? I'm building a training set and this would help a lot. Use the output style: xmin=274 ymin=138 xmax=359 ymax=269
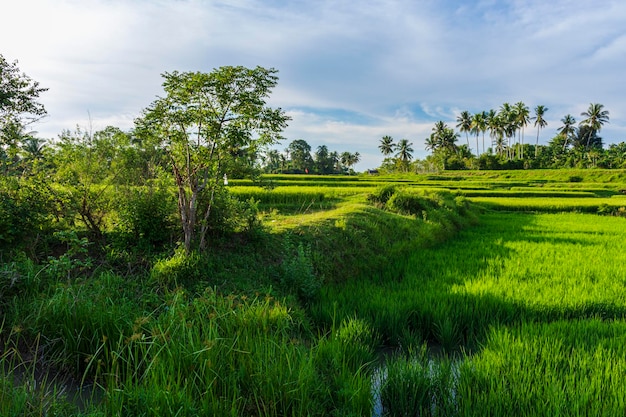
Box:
xmin=262 ymin=139 xmax=360 ymax=175
xmin=378 ymin=101 xmax=623 ymax=172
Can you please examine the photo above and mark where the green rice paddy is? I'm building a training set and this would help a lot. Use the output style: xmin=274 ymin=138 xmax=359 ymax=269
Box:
xmin=3 ymin=169 xmax=626 ymax=415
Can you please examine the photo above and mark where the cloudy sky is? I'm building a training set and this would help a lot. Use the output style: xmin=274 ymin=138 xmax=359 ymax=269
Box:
xmin=3 ymin=0 xmax=625 ymax=170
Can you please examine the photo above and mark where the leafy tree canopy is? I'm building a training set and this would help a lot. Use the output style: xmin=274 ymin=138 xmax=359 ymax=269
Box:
xmin=0 ymin=54 xmax=47 ymax=131
xmin=135 ymin=66 xmax=290 ymax=251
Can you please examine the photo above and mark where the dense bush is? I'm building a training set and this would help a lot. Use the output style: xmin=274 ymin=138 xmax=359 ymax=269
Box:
xmin=0 ymin=177 xmax=55 ymax=254
xmin=115 ymin=185 xmax=177 ymax=248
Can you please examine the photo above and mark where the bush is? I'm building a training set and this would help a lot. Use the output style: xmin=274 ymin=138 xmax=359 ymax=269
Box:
xmin=367 ymin=184 xmax=397 ymax=206
xmin=116 ymin=185 xmax=176 ymax=248
xmin=387 ymin=192 xmax=434 ymax=216
xmin=281 ymin=241 xmax=321 ymax=304
xmin=150 ymin=248 xmax=205 ymax=287
xmin=0 ymin=177 xmax=54 ymax=253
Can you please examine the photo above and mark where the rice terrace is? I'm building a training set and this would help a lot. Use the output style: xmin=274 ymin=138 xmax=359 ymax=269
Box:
xmin=3 ymin=167 xmax=626 ymax=416
xmin=3 ymin=56 xmax=626 ymax=416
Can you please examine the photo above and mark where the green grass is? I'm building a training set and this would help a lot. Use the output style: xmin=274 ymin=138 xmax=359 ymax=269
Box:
xmin=4 ymin=169 xmax=626 ymax=416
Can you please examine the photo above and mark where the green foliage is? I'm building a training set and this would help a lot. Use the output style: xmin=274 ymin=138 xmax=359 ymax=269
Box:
xmin=386 ymin=191 xmax=436 ymax=216
xmin=0 ymin=176 xmax=54 ymax=253
xmin=150 ymin=248 xmax=204 ymax=287
xmin=0 ymin=54 xmax=47 ymax=141
xmin=366 ymin=184 xmax=397 ymax=206
xmin=280 ymin=240 xmax=321 ymax=304
xmin=47 ymin=230 xmax=93 ymax=280
xmin=115 ymin=184 xmax=176 ymax=248
xmin=136 ymin=65 xmax=290 ymax=251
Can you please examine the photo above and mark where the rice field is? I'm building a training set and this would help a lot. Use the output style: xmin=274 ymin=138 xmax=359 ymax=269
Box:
xmin=317 ymin=211 xmax=626 ymax=415
xmin=4 ymin=168 xmax=626 ymax=415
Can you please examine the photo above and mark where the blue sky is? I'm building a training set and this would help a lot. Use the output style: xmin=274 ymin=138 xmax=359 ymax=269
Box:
xmin=3 ymin=0 xmax=625 ymax=170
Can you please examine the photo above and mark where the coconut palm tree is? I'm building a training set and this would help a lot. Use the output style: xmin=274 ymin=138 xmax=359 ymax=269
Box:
xmin=470 ymin=113 xmax=483 ymax=156
xmin=379 ymin=135 xmax=395 ymax=156
xmin=580 ymin=103 xmax=609 ymax=149
xmin=557 ymin=114 xmax=576 ymax=150
xmin=533 ymin=105 xmax=548 ymax=157
xmin=456 ymin=111 xmax=472 ymax=149
xmin=486 ymin=109 xmax=498 ymax=153
xmin=514 ymin=102 xmax=530 ymax=159
xmin=20 ymin=136 xmax=46 ymax=160
xmin=395 ymin=139 xmax=414 ymax=171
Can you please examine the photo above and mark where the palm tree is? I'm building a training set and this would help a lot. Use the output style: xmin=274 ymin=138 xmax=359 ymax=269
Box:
xmin=557 ymin=114 xmax=576 ymax=150
xmin=514 ymin=102 xmax=530 ymax=159
xmin=425 ymin=134 xmax=438 ymax=153
xmin=429 ymin=121 xmax=458 ymax=155
xmin=486 ymin=109 xmax=498 ymax=153
xmin=499 ymin=103 xmax=515 ymax=159
xmin=580 ymin=103 xmax=609 ymax=149
xmin=490 ymin=113 xmax=507 ymax=157
xmin=20 ymin=136 xmax=46 ymax=160
xmin=456 ymin=111 xmax=472 ymax=149
xmin=395 ymin=138 xmax=414 ymax=171
xmin=533 ymin=105 xmax=548 ymax=157
xmin=470 ymin=113 xmax=483 ymax=156
xmin=340 ymin=151 xmax=360 ymax=173
xmin=379 ymin=135 xmax=395 ymax=156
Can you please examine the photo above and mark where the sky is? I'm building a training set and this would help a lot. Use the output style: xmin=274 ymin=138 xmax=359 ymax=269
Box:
xmin=3 ymin=0 xmax=626 ymax=171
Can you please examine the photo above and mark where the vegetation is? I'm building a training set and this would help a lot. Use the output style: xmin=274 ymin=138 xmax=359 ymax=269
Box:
xmin=377 ymin=100 xmax=625 ymax=174
xmin=4 ymin=55 xmax=626 ymax=416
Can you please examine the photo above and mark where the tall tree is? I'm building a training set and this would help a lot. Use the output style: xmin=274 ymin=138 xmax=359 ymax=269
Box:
xmin=314 ymin=145 xmax=333 ymax=174
xmin=135 ymin=66 xmax=289 ymax=252
xmin=0 ymin=54 xmax=47 ymax=130
xmin=379 ymin=135 xmax=395 ymax=156
xmin=1 ymin=55 xmax=48 ymax=173
xmin=499 ymin=103 xmax=517 ymax=160
xmin=395 ymin=139 xmax=414 ymax=171
xmin=287 ymin=139 xmax=313 ymax=172
xmin=514 ymin=102 xmax=530 ymax=159
xmin=340 ymin=151 xmax=360 ymax=173
xmin=486 ymin=109 xmax=498 ymax=154
xmin=456 ymin=111 xmax=472 ymax=149
xmin=533 ymin=105 xmax=548 ymax=157
xmin=580 ymin=103 xmax=609 ymax=149
xmin=557 ymin=114 xmax=576 ymax=150
xmin=470 ymin=113 xmax=484 ymax=156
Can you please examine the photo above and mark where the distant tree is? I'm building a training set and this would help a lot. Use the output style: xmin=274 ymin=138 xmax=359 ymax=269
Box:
xmin=533 ymin=105 xmax=548 ymax=157
xmin=287 ymin=139 xmax=313 ymax=172
xmin=379 ymin=135 xmax=395 ymax=156
xmin=499 ymin=103 xmax=518 ymax=160
xmin=340 ymin=151 xmax=360 ymax=173
xmin=456 ymin=111 xmax=472 ymax=149
xmin=263 ymin=149 xmax=282 ymax=173
xmin=580 ymin=103 xmax=609 ymax=149
xmin=314 ymin=145 xmax=334 ymax=174
xmin=571 ymin=125 xmax=602 ymax=150
xmin=135 ymin=66 xmax=289 ymax=252
xmin=514 ymin=102 xmax=530 ymax=159
xmin=395 ymin=139 xmax=414 ymax=171
xmin=486 ymin=109 xmax=498 ymax=153
xmin=471 ymin=112 xmax=487 ymax=156
xmin=557 ymin=114 xmax=576 ymax=151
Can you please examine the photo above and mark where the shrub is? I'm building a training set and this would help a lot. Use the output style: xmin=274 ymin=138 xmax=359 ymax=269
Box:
xmin=116 ymin=185 xmax=176 ymax=248
xmin=150 ymin=248 xmax=204 ymax=287
xmin=281 ymin=241 xmax=321 ymax=304
xmin=387 ymin=192 xmax=434 ymax=216
xmin=367 ymin=184 xmax=397 ymax=206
